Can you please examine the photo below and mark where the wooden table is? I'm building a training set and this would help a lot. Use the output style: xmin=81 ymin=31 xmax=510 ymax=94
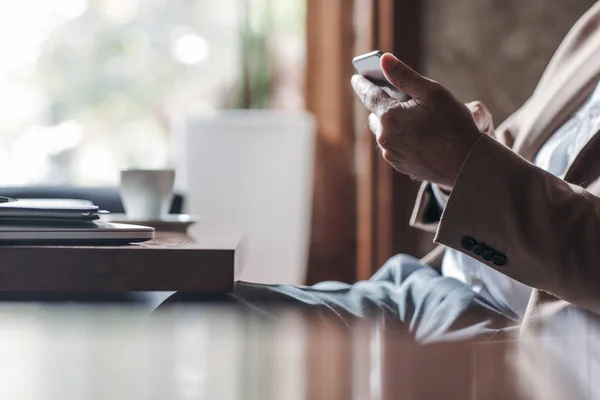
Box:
xmin=0 ymin=232 xmax=241 ymax=292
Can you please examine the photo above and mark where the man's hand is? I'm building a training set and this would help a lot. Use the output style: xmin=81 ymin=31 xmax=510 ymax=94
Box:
xmin=351 ymin=53 xmax=483 ymax=189
xmin=430 ymin=101 xmax=494 ymax=193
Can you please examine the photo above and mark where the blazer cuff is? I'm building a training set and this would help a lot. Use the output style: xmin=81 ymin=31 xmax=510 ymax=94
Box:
xmin=434 ymin=134 xmax=512 ymax=266
xmin=433 ymin=133 xmax=556 ymax=292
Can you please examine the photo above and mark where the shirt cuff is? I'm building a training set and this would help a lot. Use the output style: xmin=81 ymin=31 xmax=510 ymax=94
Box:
xmin=431 ymin=184 xmax=451 ymax=209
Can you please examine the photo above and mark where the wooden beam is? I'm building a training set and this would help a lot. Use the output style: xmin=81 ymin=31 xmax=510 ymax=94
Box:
xmin=354 ymin=0 xmax=377 ymax=281
xmin=305 ymin=0 xmax=357 ymax=284
xmin=374 ymin=0 xmax=396 ymax=270
xmin=355 ymin=0 xmax=399 ymax=280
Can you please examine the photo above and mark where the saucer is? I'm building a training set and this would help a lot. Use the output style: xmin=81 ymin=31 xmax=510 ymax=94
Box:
xmin=101 ymin=214 xmax=198 ymax=233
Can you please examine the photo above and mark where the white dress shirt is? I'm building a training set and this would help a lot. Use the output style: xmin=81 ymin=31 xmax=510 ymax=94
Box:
xmin=434 ymin=82 xmax=600 ymax=320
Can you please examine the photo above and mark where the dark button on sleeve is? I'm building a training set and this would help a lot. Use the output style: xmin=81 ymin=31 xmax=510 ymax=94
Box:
xmin=482 ymin=248 xmax=495 ymax=261
xmin=473 ymin=243 xmax=487 ymax=256
xmin=492 ymin=253 xmax=508 ymax=267
xmin=461 ymin=237 xmax=477 ymax=251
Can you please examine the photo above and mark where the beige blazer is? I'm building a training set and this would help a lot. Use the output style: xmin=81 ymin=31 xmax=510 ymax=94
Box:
xmin=410 ymin=1 xmax=600 ymax=336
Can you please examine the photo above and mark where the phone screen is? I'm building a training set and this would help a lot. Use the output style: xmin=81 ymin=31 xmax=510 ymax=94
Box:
xmin=352 ymin=51 xmax=408 ymax=100
xmin=352 ymin=51 xmax=387 ymax=84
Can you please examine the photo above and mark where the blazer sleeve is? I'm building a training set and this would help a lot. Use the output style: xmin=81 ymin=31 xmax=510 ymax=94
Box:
xmin=533 ymin=1 xmax=600 ymax=96
xmin=434 ymin=133 xmax=600 ymax=315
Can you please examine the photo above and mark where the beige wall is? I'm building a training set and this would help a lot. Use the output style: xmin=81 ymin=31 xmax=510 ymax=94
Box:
xmin=422 ymin=0 xmax=598 ymax=123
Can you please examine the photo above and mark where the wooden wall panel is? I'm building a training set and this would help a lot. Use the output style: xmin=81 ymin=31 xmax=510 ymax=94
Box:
xmin=305 ymin=0 xmax=357 ymax=284
xmin=354 ymin=0 xmax=378 ymax=282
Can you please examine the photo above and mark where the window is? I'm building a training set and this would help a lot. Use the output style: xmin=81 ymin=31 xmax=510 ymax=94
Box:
xmin=0 ymin=0 xmax=305 ymax=186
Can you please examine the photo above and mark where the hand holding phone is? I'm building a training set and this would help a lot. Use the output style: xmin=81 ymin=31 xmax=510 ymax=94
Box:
xmin=352 ymin=51 xmax=408 ymax=100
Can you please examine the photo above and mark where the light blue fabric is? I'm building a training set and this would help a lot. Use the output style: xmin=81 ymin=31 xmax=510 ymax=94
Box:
xmin=167 ymin=255 xmax=515 ymax=343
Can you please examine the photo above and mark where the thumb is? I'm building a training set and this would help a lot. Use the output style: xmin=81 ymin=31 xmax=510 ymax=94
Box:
xmin=381 ymin=53 xmax=430 ymax=99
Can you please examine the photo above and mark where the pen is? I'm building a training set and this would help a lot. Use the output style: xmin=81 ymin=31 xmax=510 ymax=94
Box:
xmin=0 ymin=196 xmax=16 ymax=203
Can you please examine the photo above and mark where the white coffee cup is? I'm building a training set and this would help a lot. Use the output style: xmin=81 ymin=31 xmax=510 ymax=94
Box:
xmin=120 ymin=169 xmax=175 ymax=220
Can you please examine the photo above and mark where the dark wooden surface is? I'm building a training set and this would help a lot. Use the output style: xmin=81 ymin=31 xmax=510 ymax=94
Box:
xmin=0 ymin=232 xmax=241 ymax=292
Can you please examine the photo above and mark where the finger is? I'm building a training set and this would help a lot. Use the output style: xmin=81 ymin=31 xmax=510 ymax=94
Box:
xmin=476 ymin=101 xmax=495 ymax=137
xmin=465 ymin=101 xmax=489 ymax=131
xmin=369 ymin=113 xmax=392 ymax=160
xmin=466 ymin=101 xmax=495 ymax=137
xmin=351 ymin=74 xmax=393 ymax=117
xmin=380 ymin=53 xmax=432 ymax=99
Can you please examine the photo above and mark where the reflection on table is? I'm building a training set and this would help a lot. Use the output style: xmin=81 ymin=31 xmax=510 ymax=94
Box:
xmin=0 ymin=305 xmax=597 ymax=400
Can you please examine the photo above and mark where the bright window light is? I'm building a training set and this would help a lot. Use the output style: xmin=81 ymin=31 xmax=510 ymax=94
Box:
xmin=172 ymin=31 xmax=209 ymax=65
xmin=0 ymin=0 xmax=305 ymax=186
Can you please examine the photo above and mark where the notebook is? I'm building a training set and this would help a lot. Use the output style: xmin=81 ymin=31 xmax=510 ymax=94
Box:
xmin=0 ymin=199 xmax=154 ymax=245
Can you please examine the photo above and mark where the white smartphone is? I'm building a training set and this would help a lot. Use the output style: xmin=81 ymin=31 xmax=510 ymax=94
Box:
xmin=352 ymin=50 xmax=407 ymax=100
